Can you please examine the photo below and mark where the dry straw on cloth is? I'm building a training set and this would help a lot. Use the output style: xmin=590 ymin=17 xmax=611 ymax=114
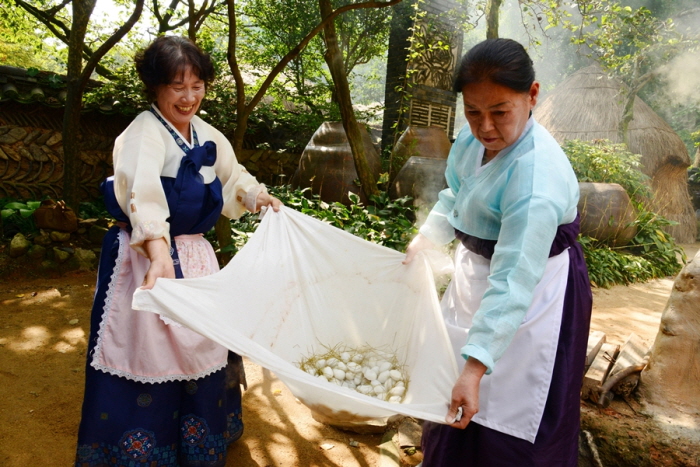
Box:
xmin=133 ymin=206 xmax=458 ymax=425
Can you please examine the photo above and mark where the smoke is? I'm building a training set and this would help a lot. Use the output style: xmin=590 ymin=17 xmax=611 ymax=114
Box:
xmin=659 ymin=50 xmax=700 ymax=107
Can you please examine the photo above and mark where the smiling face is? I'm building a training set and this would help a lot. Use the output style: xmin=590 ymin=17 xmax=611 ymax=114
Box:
xmin=154 ymin=67 xmax=205 ymax=137
xmin=462 ymin=80 xmax=539 ymax=159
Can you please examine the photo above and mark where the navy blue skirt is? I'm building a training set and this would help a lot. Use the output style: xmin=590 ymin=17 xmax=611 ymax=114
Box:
xmin=422 ymin=223 xmax=592 ymax=466
xmin=75 ymin=227 xmax=244 ymax=467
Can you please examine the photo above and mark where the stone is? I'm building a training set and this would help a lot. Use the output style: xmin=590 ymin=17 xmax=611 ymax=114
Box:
xmin=46 ymin=132 xmax=62 ymax=146
xmin=33 ymin=231 xmax=52 ymax=246
xmin=35 ymin=131 xmax=52 ymax=145
xmin=50 ymin=231 xmax=71 ymax=243
xmin=27 ymin=244 xmax=46 ymax=260
xmin=52 ymin=247 xmax=71 ymax=263
xmin=73 ymin=248 xmax=97 ymax=271
xmin=2 ymin=146 xmax=21 ymax=162
xmin=9 ymin=233 xmax=31 ymax=258
xmin=29 ymin=143 xmax=48 ymax=162
xmin=23 ymin=129 xmax=42 ymax=145
xmin=0 ymin=127 xmax=27 ymax=144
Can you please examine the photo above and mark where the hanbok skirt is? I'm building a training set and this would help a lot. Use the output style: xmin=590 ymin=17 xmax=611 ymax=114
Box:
xmin=75 ymin=227 xmax=244 ymax=467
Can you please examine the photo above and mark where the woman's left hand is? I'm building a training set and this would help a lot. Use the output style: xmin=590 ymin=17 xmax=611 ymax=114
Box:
xmin=446 ymin=357 xmax=487 ymax=429
xmin=255 ymin=191 xmax=282 ymax=212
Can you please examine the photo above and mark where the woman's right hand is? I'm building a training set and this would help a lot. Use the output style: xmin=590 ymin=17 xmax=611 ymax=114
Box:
xmin=402 ymin=233 xmax=435 ymax=264
xmin=141 ymin=237 xmax=175 ymax=289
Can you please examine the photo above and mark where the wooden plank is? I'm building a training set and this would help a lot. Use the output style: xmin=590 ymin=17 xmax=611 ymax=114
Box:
xmin=581 ymin=342 xmax=619 ymax=402
xmin=586 ymin=330 xmax=607 ymax=368
xmin=607 ymin=333 xmax=649 ymax=396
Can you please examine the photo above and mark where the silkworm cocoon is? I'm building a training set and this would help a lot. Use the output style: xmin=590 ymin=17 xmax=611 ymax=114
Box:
xmin=389 ymin=370 xmax=402 ymax=381
xmin=347 ymin=362 xmax=361 ymax=373
xmin=317 ymin=375 xmax=328 ymax=382
xmin=354 ymin=375 xmax=362 ymax=385
xmin=389 ymin=386 xmax=405 ymax=396
xmin=388 ymin=396 xmax=402 ymax=404
xmin=395 ymin=380 xmax=405 ymax=387
xmin=364 ymin=370 xmax=377 ymax=381
xmin=352 ymin=354 xmax=364 ymax=363
xmin=345 ymin=381 xmax=356 ymax=389
xmin=315 ymin=359 xmax=327 ymax=369
xmin=370 ymin=380 xmax=382 ymax=387
xmin=334 ymin=361 xmax=347 ymax=372
xmin=377 ymin=370 xmax=390 ymax=384
xmin=330 ymin=377 xmax=341 ymax=385
xmin=372 ymin=386 xmax=386 ymax=396
xmin=383 ymin=378 xmax=394 ymax=390
xmin=378 ymin=361 xmax=392 ymax=373
xmin=344 ymin=371 xmax=355 ymax=381
xmin=326 ymin=357 xmax=339 ymax=367
xmin=357 ymin=385 xmax=372 ymax=395
xmin=305 ymin=368 xmax=316 ymax=376
xmin=340 ymin=352 xmax=351 ymax=362
xmin=322 ymin=367 xmax=334 ymax=379
xmin=333 ymin=369 xmax=346 ymax=381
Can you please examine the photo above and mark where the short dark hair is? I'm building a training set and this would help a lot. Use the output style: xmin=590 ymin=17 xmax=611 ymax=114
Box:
xmin=134 ymin=35 xmax=215 ymax=101
xmin=453 ymin=38 xmax=535 ymax=94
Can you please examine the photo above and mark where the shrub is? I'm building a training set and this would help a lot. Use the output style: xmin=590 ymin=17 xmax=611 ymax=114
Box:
xmin=562 ymin=139 xmax=685 ymax=287
xmin=207 ymin=185 xmax=417 ymax=257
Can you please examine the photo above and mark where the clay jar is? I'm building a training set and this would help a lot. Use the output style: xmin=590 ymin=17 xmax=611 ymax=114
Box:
xmin=389 ymin=126 xmax=452 ymax=207
xmin=578 ymin=182 xmax=638 ymax=246
xmin=291 ymin=122 xmax=381 ymax=206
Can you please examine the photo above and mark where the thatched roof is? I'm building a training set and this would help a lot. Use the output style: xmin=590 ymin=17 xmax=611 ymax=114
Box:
xmin=534 ymin=65 xmax=690 ymax=175
xmin=534 ymin=65 xmax=696 ymax=243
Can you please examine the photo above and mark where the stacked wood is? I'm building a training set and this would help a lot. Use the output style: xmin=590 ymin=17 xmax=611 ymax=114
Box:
xmin=581 ymin=331 xmax=650 ymax=407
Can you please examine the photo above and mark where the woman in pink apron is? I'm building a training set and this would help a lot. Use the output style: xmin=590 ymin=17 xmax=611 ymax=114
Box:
xmin=405 ymin=38 xmax=592 ymax=466
xmin=74 ymin=36 xmax=281 ymax=466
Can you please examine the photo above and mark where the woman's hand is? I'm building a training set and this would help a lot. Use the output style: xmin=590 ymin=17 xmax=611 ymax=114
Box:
xmin=402 ymin=233 xmax=435 ymax=264
xmin=141 ymin=237 xmax=175 ymax=289
xmin=255 ymin=191 xmax=282 ymax=212
xmin=446 ymin=357 xmax=487 ymax=429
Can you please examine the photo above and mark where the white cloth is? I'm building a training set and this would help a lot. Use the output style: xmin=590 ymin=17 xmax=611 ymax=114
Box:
xmin=441 ymin=244 xmax=569 ymax=442
xmin=133 ymin=207 xmax=460 ymax=425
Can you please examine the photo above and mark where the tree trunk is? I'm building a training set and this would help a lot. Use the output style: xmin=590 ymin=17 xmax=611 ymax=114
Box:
xmin=62 ymin=0 xmax=96 ymax=211
xmin=640 ymin=250 xmax=700 ymax=413
xmin=486 ymin=0 xmax=504 ymax=39
xmin=319 ymin=0 xmax=379 ymax=199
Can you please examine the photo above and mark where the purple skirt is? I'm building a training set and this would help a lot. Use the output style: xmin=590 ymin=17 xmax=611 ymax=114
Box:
xmin=422 ymin=220 xmax=592 ymax=466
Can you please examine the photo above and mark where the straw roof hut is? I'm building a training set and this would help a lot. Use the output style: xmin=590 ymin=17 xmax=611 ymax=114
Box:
xmin=534 ymin=65 xmax=696 ymax=243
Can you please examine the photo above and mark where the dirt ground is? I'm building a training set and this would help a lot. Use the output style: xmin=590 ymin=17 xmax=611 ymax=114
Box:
xmin=0 ymin=244 xmax=698 ymax=467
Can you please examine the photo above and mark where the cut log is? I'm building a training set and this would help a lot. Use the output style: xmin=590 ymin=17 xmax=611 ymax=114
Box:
xmin=586 ymin=330 xmax=606 ymax=368
xmin=582 ymin=342 xmax=619 ymax=402
xmin=607 ymin=333 xmax=649 ymax=396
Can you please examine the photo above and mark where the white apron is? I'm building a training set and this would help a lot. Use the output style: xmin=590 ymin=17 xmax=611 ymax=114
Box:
xmin=441 ymin=243 xmax=569 ymax=442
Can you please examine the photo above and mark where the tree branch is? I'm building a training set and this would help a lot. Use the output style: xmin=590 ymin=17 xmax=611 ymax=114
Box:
xmin=247 ymin=0 xmax=401 ymax=113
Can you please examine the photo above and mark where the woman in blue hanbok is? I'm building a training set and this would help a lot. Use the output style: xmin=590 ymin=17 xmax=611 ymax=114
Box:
xmin=75 ymin=36 xmax=280 ymax=466
xmin=404 ymin=38 xmax=592 ymax=466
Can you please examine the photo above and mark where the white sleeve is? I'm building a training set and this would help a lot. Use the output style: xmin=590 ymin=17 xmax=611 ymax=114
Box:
xmin=113 ymin=113 xmax=171 ymax=257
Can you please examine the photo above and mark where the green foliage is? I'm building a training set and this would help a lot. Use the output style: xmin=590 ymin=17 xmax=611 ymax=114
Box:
xmin=562 ymin=139 xmax=685 ymax=287
xmin=208 ymin=185 xmax=417 ymax=257
xmin=0 ymin=199 xmax=40 ymax=238
xmin=562 ymin=139 xmax=652 ymax=205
